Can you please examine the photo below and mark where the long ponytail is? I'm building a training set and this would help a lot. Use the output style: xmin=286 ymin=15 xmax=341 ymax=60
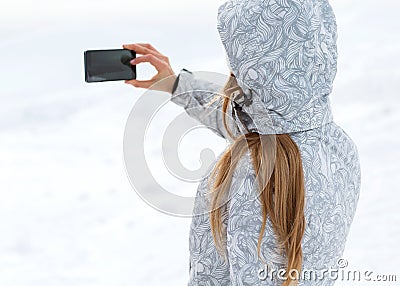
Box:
xmin=209 ymin=75 xmax=306 ymax=286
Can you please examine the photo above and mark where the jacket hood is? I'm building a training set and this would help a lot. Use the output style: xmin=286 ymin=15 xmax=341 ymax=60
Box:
xmin=216 ymin=0 xmax=338 ymax=134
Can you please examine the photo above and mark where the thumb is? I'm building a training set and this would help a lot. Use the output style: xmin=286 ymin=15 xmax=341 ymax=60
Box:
xmin=124 ymin=79 xmax=153 ymax=89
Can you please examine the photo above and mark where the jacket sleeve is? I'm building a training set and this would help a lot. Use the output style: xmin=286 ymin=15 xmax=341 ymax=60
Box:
xmin=226 ymin=153 xmax=287 ymax=285
xmin=170 ymin=69 xmax=277 ymax=138
xmin=170 ymin=68 xmax=239 ymax=139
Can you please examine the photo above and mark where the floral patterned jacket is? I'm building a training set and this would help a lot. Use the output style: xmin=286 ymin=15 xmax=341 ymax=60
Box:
xmin=170 ymin=0 xmax=361 ymax=285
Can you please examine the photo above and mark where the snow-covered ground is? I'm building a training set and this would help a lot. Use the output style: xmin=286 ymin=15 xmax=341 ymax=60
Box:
xmin=0 ymin=0 xmax=399 ymax=285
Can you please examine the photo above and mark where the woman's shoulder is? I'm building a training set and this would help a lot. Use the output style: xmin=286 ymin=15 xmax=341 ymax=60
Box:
xmin=289 ymin=121 xmax=360 ymax=158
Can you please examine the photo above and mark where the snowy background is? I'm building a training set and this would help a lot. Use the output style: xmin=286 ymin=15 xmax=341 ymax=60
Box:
xmin=1 ymin=0 xmax=399 ymax=285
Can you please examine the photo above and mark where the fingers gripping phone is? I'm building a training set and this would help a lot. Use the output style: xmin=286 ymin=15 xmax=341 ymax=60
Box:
xmin=84 ymin=49 xmax=136 ymax=83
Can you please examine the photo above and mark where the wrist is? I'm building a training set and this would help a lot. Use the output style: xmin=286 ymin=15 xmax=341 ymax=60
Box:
xmin=171 ymin=68 xmax=192 ymax=95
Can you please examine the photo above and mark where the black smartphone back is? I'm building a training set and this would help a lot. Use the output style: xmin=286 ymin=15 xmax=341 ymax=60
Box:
xmin=84 ymin=49 xmax=136 ymax=83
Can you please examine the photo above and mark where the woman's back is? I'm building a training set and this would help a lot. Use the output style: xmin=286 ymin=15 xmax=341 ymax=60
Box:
xmin=187 ymin=121 xmax=361 ymax=285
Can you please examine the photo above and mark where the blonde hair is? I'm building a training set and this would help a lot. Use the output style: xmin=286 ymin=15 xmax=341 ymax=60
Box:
xmin=208 ymin=74 xmax=306 ymax=286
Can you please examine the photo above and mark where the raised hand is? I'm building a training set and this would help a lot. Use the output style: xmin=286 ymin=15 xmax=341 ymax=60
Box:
xmin=122 ymin=43 xmax=177 ymax=93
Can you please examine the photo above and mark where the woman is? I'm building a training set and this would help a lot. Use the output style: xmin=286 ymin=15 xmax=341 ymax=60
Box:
xmin=124 ymin=0 xmax=361 ymax=285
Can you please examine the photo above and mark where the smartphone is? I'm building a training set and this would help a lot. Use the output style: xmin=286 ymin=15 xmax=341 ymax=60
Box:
xmin=84 ymin=48 xmax=136 ymax=83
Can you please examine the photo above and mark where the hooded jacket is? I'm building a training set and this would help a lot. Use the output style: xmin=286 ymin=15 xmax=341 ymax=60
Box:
xmin=170 ymin=0 xmax=361 ymax=285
